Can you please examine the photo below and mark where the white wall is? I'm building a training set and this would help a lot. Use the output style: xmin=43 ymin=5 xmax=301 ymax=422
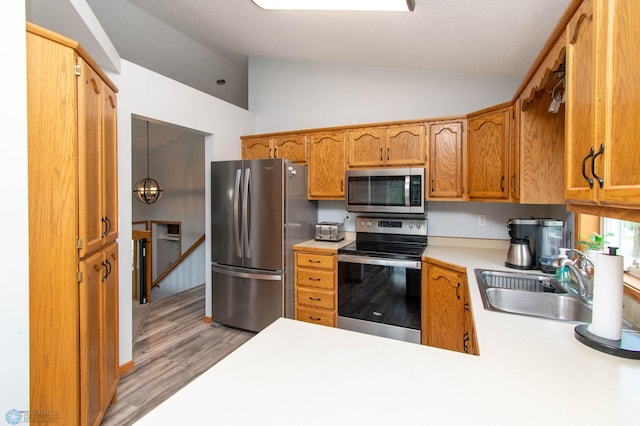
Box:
xmin=249 ymin=57 xmax=520 ymax=133
xmin=1 ymin=1 xmax=29 ymax=415
xmin=107 ymin=60 xmax=255 ymax=365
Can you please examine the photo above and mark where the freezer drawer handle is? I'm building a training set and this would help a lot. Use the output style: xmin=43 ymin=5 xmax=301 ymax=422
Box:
xmin=211 ymin=264 xmax=282 ymax=281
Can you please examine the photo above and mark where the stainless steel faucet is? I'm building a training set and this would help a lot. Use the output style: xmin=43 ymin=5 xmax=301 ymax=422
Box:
xmin=552 ymin=248 xmax=594 ymax=304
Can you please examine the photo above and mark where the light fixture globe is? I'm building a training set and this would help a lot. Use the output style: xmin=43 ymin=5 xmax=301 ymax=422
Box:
xmin=134 ymin=177 xmax=163 ymax=204
xmin=133 ymin=120 xmax=164 ymax=205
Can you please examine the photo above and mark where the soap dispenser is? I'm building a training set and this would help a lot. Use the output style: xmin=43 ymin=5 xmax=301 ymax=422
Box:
xmin=554 ymin=248 xmax=571 ymax=283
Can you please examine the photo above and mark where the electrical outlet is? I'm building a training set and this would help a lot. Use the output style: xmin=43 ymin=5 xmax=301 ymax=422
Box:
xmin=477 ymin=214 xmax=486 ymax=226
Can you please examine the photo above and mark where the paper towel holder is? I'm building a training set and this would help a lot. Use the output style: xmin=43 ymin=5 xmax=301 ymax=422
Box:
xmin=574 ymin=325 xmax=640 ymax=359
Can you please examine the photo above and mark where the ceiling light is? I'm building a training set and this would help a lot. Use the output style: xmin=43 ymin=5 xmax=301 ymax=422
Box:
xmin=133 ymin=121 xmax=164 ymax=205
xmin=251 ymin=0 xmax=415 ymax=12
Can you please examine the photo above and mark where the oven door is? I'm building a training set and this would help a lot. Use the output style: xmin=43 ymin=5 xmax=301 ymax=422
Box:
xmin=337 ymin=254 xmax=421 ymax=344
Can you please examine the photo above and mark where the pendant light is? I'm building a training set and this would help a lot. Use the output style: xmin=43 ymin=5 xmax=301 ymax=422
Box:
xmin=133 ymin=121 xmax=164 ymax=204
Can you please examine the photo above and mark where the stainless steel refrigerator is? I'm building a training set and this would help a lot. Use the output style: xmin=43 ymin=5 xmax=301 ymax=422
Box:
xmin=211 ymin=158 xmax=317 ymax=332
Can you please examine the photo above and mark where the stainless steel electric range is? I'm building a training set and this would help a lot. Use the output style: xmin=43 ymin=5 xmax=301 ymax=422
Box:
xmin=337 ymin=217 xmax=427 ymax=344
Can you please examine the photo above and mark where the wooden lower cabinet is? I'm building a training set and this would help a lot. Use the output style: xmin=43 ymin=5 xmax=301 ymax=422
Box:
xmin=422 ymin=259 xmax=479 ymax=355
xmin=80 ymin=243 xmax=119 ymax=426
xmin=294 ymin=249 xmax=337 ymax=327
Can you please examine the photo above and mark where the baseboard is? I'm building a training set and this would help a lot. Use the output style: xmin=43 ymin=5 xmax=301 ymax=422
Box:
xmin=119 ymin=359 xmax=134 ymax=376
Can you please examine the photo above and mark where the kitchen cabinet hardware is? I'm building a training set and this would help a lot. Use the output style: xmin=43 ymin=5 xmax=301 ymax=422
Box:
xmin=309 ymin=296 xmax=321 ymax=302
xmin=591 ymin=144 xmax=604 ymax=188
xmin=463 ymin=331 xmax=470 ymax=354
xmin=380 ymin=148 xmax=383 ymax=162
xmin=500 ymin=176 xmax=505 ymax=192
xmin=309 ymin=316 xmax=322 ymax=322
xmin=308 ymin=277 xmax=321 ymax=281
xmin=581 ymin=147 xmax=595 ymax=188
xmin=308 ymin=259 xmax=321 ymax=264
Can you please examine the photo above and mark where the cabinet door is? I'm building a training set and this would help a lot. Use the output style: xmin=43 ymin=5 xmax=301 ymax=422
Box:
xmin=599 ymin=0 xmax=640 ymax=206
xmin=423 ymin=262 xmax=467 ymax=352
xmin=468 ymin=108 xmax=510 ymax=200
xmin=346 ymin=128 xmax=385 ymax=167
xmin=308 ymin=132 xmax=346 ymax=199
xmin=102 ymin=244 xmax=119 ymax=409
xmin=102 ymin=86 xmax=118 ymax=244
xmin=385 ymin=124 xmax=426 ymax=166
xmin=565 ymin=0 xmax=598 ymax=203
xmin=273 ymin=134 xmax=307 ymax=163
xmin=79 ymin=250 xmax=103 ymax=426
xmin=78 ymin=60 xmax=104 ymax=257
xmin=242 ymin=137 xmax=272 ymax=160
xmin=509 ymin=103 xmax=520 ymax=201
xmin=429 ymin=121 xmax=464 ymax=199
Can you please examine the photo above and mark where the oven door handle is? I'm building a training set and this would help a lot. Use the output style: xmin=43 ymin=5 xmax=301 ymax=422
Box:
xmin=338 ymin=254 xmax=421 ymax=270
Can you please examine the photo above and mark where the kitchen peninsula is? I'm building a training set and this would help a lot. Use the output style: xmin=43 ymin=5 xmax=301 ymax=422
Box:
xmin=137 ymin=242 xmax=640 ymax=425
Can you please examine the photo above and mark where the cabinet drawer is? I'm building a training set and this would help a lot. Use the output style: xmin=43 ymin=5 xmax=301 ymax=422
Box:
xmin=295 ymin=306 xmax=335 ymax=327
xmin=296 ymin=268 xmax=335 ymax=290
xmin=297 ymin=287 xmax=335 ymax=310
xmin=296 ymin=252 xmax=334 ymax=270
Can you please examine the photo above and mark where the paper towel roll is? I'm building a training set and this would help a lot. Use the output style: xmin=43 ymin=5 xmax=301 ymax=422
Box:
xmin=588 ymin=250 xmax=624 ymax=340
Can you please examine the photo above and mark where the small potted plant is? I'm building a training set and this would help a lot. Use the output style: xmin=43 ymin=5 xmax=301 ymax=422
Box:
xmin=577 ymin=232 xmax=613 ymax=260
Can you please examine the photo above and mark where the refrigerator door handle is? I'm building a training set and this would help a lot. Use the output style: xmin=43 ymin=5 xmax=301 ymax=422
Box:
xmin=234 ymin=168 xmax=243 ymax=258
xmin=242 ymin=167 xmax=252 ymax=259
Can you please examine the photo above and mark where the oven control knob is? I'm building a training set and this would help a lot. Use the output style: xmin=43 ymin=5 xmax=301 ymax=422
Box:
xmin=417 ymin=223 xmax=421 ymax=229
xmin=409 ymin=223 xmax=413 ymax=229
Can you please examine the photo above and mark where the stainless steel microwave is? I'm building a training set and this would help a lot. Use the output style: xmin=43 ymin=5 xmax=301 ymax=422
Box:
xmin=345 ymin=168 xmax=425 ymax=214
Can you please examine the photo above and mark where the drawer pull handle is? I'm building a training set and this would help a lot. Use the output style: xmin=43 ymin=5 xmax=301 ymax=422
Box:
xmin=308 ymin=277 xmax=321 ymax=281
xmin=309 ymin=316 xmax=322 ymax=321
xmin=308 ymin=259 xmax=321 ymax=263
xmin=309 ymin=297 xmax=322 ymax=301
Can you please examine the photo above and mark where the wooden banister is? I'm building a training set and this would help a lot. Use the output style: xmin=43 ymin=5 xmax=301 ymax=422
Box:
xmin=152 ymin=234 xmax=206 ymax=288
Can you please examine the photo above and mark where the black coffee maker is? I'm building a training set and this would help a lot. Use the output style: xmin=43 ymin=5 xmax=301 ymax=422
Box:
xmin=506 ymin=218 xmax=539 ymax=270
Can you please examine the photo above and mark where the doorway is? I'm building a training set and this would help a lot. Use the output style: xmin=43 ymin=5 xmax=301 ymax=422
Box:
xmin=130 ymin=116 xmax=206 ymax=343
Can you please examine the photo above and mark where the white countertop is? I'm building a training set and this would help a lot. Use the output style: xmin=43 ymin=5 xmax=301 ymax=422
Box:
xmin=137 ymin=240 xmax=640 ymax=425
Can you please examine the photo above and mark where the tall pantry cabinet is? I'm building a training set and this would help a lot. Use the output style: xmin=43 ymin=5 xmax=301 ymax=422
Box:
xmin=27 ymin=23 xmax=119 ymax=426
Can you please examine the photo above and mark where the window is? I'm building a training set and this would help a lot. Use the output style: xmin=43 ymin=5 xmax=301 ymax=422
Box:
xmin=602 ymin=218 xmax=640 ymax=277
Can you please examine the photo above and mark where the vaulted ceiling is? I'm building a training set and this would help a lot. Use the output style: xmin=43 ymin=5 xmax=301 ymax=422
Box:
xmin=84 ymin=0 xmax=571 ymax=109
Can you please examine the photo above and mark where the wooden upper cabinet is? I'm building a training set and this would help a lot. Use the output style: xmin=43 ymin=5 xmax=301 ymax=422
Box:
xmin=242 ymin=135 xmax=307 ymax=163
xmin=598 ymin=0 xmax=640 ymax=207
xmin=467 ymin=106 xmax=510 ymax=200
xmin=308 ymin=132 xmax=346 ymax=199
xmin=103 ymin=85 xmax=118 ymax=244
xmin=385 ymin=124 xmax=426 ymax=166
xmin=273 ymin=134 xmax=307 ymax=163
xmin=242 ymin=136 xmax=272 ymax=160
xmin=428 ymin=120 xmax=466 ymax=199
xmin=346 ymin=127 xmax=385 ymax=167
xmin=565 ymin=0 xmax=640 ymax=209
xmin=565 ymin=0 xmax=598 ymax=204
xmin=78 ymin=60 xmax=118 ymax=257
xmin=346 ymin=124 xmax=425 ymax=167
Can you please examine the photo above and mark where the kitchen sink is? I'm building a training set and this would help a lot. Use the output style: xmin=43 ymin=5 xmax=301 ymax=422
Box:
xmin=483 ymin=287 xmax=592 ymax=322
xmin=474 ymin=269 xmax=592 ymax=323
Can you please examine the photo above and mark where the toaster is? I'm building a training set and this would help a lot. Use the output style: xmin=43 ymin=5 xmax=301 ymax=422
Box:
xmin=314 ymin=222 xmax=345 ymax=242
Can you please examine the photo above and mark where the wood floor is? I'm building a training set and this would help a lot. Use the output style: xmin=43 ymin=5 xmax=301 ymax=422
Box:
xmin=101 ymin=285 xmax=255 ymax=425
